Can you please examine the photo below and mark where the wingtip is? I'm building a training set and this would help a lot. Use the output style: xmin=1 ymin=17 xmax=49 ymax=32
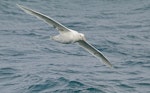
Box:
xmin=16 ymin=4 xmax=22 ymax=8
xmin=16 ymin=4 xmax=33 ymax=15
xmin=102 ymin=58 xmax=113 ymax=68
xmin=109 ymin=64 xmax=114 ymax=68
xmin=105 ymin=62 xmax=113 ymax=68
xmin=16 ymin=4 xmax=24 ymax=10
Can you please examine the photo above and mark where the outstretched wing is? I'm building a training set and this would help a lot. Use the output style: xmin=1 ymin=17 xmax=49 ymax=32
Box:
xmin=17 ymin=4 xmax=70 ymax=33
xmin=78 ymin=40 xmax=113 ymax=67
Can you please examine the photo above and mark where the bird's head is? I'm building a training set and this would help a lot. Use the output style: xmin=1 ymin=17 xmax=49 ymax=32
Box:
xmin=79 ymin=33 xmax=86 ymax=41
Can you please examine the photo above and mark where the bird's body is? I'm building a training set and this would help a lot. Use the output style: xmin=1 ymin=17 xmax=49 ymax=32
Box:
xmin=17 ymin=4 xmax=113 ymax=67
xmin=51 ymin=29 xmax=85 ymax=44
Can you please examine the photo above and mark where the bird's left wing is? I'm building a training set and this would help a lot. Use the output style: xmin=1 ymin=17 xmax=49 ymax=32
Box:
xmin=17 ymin=4 xmax=70 ymax=33
xmin=78 ymin=40 xmax=113 ymax=67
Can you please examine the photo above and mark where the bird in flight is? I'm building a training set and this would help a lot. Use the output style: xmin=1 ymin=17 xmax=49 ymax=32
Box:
xmin=17 ymin=4 xmax=113 ymax=67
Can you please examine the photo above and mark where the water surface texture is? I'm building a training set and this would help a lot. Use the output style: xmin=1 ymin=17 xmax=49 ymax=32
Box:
xmin=0 ymin=0 xmax=150 ymax=93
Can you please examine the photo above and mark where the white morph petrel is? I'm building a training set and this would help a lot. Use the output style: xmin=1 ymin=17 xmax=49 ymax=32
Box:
xmin=17 ymin=4 xmax=112 ymax=67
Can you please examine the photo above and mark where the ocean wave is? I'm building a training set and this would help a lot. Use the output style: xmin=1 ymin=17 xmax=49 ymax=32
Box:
xmin=0 ymin=0 xmax=150 ymax=93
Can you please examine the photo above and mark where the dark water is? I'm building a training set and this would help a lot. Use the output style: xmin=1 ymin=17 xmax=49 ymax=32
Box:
xmin=0 ymin=0 xmax=150 ymax=93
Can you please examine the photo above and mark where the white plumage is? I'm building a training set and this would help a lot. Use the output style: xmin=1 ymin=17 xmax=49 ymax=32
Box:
xmin=17 ymin=4 xmax=113 ymax=67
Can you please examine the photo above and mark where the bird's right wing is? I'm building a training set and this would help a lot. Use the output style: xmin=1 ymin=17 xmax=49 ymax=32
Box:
xmin=78 ymin=40 xmax=113 ymax=67
xmin=17 ymin=4 xmax=70 ymax=33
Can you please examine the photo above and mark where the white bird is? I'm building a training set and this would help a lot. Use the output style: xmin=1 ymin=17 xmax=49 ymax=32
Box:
xmin=17 ymin=4 xmax=113 ymax=67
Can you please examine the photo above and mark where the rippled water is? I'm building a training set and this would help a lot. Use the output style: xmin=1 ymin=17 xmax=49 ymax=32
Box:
xmin=0 ymin=0 xmax=150 ymax=93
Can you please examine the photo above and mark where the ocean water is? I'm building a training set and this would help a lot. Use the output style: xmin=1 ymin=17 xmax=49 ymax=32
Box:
xmin=0 ymin=0 xmax=150 ymax=93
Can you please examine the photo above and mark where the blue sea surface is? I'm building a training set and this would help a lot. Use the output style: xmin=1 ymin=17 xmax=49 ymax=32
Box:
xmin=0 ymin=0 xmax=150 ymax=93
